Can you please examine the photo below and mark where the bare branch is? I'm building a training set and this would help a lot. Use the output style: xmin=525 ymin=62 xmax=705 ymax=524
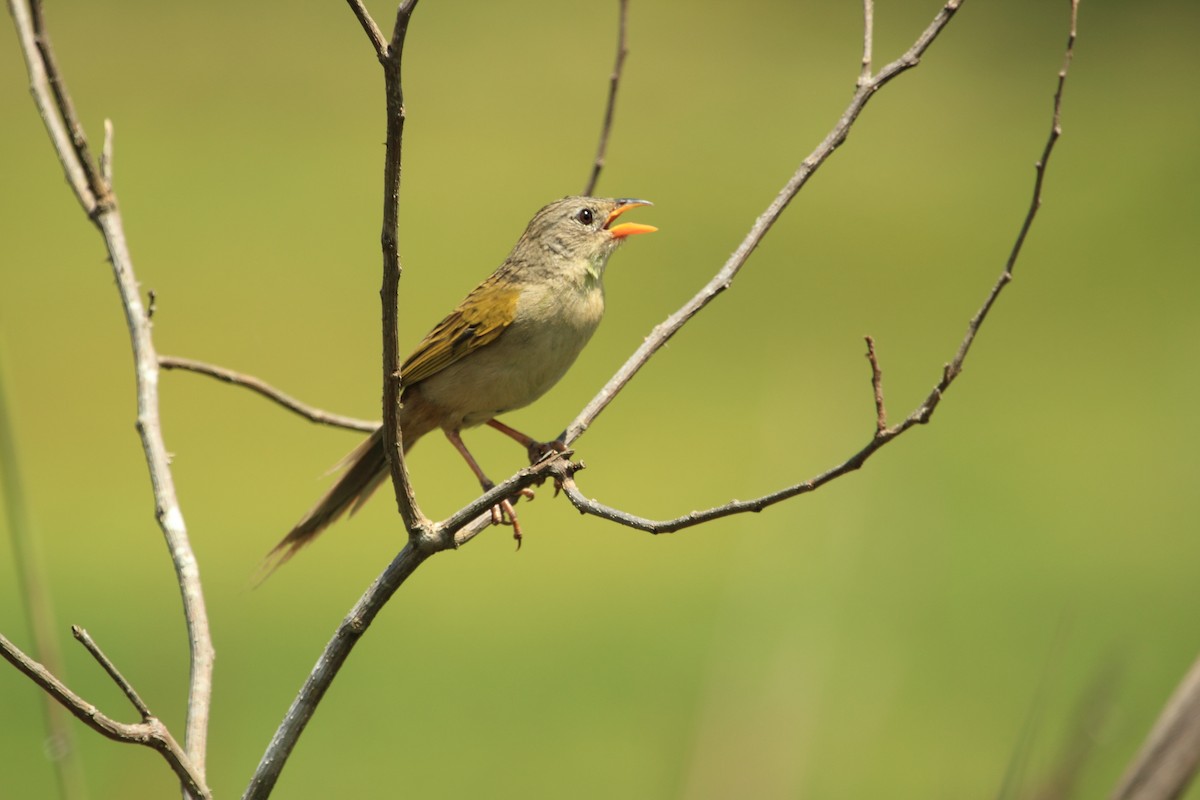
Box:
xmin=8 ymin=0 xmax=98 ymax=215
xmin=583 ymin=0 xmax=630 ymax=196
xmin=159 ymin=356 xmax=380 ymax=433
xmin=0 ymin=632 xmax=211 ymax=800
xmin=552 ymin=0 xmax=1077 ymax=536
xmin=555 ymin=433 xmax=884 ymax=533
xmin=858 ymin=0 xmax=875 ymax=87
xmin=242 ymin=543 xmax=430 ymax=800
xmin=377 ymin=0 xmax=428 ymax=538
xmin=865 ymin=335 xmax=887 ymax=433
xmin=940 ymin=0 xmax=1076 ymax=388
xmin=563 ymin=0 xmax=964 ymax=446
xmin=345 ymin=0 xmax=387 ymax=58
xmin=97 ymin=168 xmax=215 ymax=798
xmin=7 ymin=0 xmax=215 ymax=791
xmin=390 ymin=0 xmax=419 ymax=46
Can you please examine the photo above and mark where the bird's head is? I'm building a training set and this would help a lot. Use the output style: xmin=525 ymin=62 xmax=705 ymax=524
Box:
xmin=516 ymin=196 xmax=656 ymax=278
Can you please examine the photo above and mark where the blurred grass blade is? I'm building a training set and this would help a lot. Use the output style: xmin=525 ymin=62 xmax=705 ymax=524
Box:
xmin=0 ymin=350 xmax=89 ymax=800
xmin=1110 ymin=654 xmax=1200 ymax=800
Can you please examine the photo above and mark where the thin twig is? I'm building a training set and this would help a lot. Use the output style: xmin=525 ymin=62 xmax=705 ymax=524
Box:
xmin=344 ymin=0 xmax=387 ymax=58
xmin=858 ymin=0 xmax=875 ymax=87
xmin=7 ymin=0 xmax=214 ymax=792
xmin=159 ymin=356 xmax=380 ymax=432
xmin=0 ymin=632 xmax=211 ymax=800
xmin=8 ymin=0 xmax=96 ymax=215
xmin=72 ymin=626 xmax=153 ymax=719
xmin=376 ymin=0 xmax=428 ymax=540
xmin=865 ymin=335 xmax=887 ymax=433
xmin=941 ymin=0 xmax=1076 ymax=388
xmin=583 ymin=0 xmax=630 ymax=196
xmin=27 ymin=0 xmax=111 ymax=215
xmin=555 ymin=444 xmax=874 ymax=534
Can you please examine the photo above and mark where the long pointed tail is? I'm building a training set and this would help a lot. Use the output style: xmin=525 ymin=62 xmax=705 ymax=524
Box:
xmin=264 ymin=428 xmax=388 ymax=573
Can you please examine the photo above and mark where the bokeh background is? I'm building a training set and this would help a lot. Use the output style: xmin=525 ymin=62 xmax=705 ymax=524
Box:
xmin=3 ymin=0 xmax=1199 ymax=797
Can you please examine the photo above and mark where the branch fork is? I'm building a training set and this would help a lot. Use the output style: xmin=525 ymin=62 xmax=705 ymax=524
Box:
xmin=0 ymin=629 xmax=210 ymax=799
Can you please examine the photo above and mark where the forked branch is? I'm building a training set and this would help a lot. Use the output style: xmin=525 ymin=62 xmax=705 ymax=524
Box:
xmin=0 ymin=631 xmax=210 ymax=799
xmin=563 ymin=0 xmax=966 ymax=445
xmin=551 ymin=0 xmax=1077 ymax=536
xmin=6 ymin=0 xmax=214 ymax=794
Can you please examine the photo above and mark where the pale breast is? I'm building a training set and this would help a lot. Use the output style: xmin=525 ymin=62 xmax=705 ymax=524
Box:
xmin=415 ymin=279 xmax=605 ymax=429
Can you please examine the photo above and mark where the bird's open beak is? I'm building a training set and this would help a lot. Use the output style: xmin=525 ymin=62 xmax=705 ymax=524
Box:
xmin=605 ymin=199 xmax=657 ymax=239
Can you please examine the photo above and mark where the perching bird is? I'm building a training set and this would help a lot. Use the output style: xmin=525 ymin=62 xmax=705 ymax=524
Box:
xmin=269 ymin=196 xmax=656 ymax=566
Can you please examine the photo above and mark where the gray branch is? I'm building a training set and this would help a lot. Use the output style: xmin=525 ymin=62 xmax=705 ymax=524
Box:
xmin=158 ymin=356 xmax=380 ymax=433
xmin=6 ymin=0 xmax=214 ymax=795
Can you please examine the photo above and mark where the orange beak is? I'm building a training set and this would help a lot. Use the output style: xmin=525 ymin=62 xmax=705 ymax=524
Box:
xmin=605 ymin=199 xmax=657 ymax=239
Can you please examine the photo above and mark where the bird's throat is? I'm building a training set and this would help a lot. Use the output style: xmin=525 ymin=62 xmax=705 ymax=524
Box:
xmin=585 ymin=251 xmax=608 ymax=286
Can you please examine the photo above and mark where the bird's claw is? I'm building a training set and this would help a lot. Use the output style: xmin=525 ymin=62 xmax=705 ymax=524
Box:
xmin=489 ymin=498 xmax=524 ymax=550
xmin=483 ymin=440 xmax=573 ymax=550
xmin=526 ymin=439 xmax=570 ymax=495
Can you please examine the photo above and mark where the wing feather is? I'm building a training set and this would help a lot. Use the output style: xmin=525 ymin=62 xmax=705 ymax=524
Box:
xmin=400 ymin=275 xmax=520 ymax=386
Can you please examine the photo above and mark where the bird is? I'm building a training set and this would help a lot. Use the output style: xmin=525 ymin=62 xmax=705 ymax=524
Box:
xmin=268 ymin=196 xmax=656 ymax=567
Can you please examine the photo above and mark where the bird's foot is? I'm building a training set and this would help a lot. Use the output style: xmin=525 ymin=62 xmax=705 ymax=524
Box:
xmin=526 ymin=438 xmax=568 ymax=464
xmin=527 ymin=439 xmax=570 ymax=495
xmin=489 ymin=497 xmax=524 ymax=550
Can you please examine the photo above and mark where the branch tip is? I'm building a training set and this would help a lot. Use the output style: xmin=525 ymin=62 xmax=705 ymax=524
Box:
xmin=72 ymin=626 xmax=153 ymax=720
xmin=865 ymin=335 xmax=887 ymax=434
xmin=583 ymin=0 xmax=630 ymax=195
xmin=557 ymin=0 xmax=1077 ymax=537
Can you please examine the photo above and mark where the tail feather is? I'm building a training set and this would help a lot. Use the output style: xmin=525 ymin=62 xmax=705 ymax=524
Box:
xmin=260 ymin=386 xmax=440 ymax=581
xmin=262 ymin=428 xmax=388 ymax=575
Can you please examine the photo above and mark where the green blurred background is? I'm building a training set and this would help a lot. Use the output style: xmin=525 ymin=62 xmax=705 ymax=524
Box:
xmin=3 ymin=0 xmax=1198 ymax=797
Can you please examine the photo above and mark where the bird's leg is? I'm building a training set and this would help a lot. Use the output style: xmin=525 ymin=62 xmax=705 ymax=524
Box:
xmin=487 ymin=419 xmax=570 ymax=495
xmin=487 ymin=419 xmax=568 ymax=464
xmin=444 ymin=429 xmax=524 ymax=548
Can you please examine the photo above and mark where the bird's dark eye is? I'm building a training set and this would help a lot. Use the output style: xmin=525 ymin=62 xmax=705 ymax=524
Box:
xmin=576 ymin=208 xmax=595 ymax=226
